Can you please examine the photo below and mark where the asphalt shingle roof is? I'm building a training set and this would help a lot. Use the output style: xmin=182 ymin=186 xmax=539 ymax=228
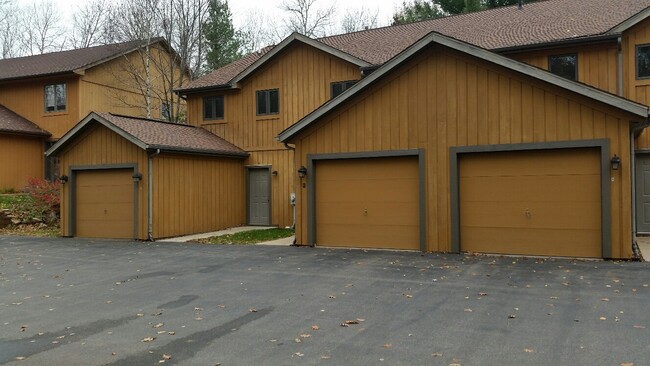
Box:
xmin=95 ymin=113 xmax=248 ymax=157
xmin=0 ymin=39 xmax=164 ymax=81
xmin=0 ymin=105 xmax=50 ymax=137
xmin=181 ymin=0 xmax=650 ymax=92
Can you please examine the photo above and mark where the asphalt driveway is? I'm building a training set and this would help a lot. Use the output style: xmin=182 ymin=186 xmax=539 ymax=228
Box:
xmin=1 ymin=236 xmax=649 ymax=366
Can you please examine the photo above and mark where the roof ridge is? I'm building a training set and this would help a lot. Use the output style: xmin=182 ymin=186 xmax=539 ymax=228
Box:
xmin=106 ymin=112 xmax=198 ymax=128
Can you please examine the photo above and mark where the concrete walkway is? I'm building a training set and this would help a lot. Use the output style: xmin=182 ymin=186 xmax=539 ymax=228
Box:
xmin=636 ymin=235 xmax=650 ymax=261
xmin=156 ymin=226 xmax=294 ymax=246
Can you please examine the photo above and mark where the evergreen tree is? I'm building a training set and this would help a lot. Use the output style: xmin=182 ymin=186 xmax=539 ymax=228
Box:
xmin=203 ymin=0 xmax=241 ymax=71
xmin=393 ymin=0 xmax=533 ymax=25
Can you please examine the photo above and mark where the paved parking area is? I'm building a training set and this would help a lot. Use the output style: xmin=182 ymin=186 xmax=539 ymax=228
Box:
xmin=1 ymin=236 xmax=649 ymax=365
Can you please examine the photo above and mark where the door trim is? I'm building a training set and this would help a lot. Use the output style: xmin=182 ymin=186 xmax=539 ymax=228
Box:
xmin=634 ymin=151 xmax=650 ymax=233
xmin=449 ymin=139 xmax=611 ymax=258
xmin=306 ymin=149 xmax=426 ymax=251
xmin=68 ymin=164 xmax=140 ymax=239
xmin=246 ymin=165 xmax=272 ymax=226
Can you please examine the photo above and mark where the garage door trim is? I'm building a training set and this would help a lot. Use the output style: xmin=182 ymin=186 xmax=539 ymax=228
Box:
xmin=68 ymin=164 xmax=140 ymax=239
xmin=306 ymin=149 xmax=426 ymax=251
xmin=449 ymin=139 xmax=611 ymax=258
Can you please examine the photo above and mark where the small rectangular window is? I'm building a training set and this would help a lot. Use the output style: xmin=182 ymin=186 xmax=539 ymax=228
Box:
xmin=637 ymin=44 xmax=650 ymax=79
xmin=44 ymin=83 xmax=66 ymax=112
xmin=203 ymin=96 xmax=224 ymax=120
xmin=548 ymin=54 xmax=578 ymax=81
xmin=330 ymin=80 xmax=357 ymax=98
xmin=256 ymin=89 xmax=279 ymax=116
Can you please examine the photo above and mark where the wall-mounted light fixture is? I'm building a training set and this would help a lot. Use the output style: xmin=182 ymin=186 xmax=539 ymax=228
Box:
xmin=611 ymin=155 xmax=621 ymax=170
xmin=298 ymin=166 xmax=307 ymax=178
xmin=272 ymin=170 xmax=278 ymax=176
xmin=133 ymin=173 xmax=143 ymax=182
xmin=59 ymin=175 xmax=68 ymax=183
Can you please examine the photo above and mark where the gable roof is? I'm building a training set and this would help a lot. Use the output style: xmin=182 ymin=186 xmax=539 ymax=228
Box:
xmin=278 ymin=32 xmax=650 ymax=142
xmin=46 ymin=112 xmax=248 ymax=158
xmin=0 ymin=38 xmax=168 ymax=82
xmin=178 ymin=33 xmax=370 ymax=93
xmin=0 ymin=105 xmax=51 ymax=137
xmin=179 ymin=0 xmax=650 ymax=94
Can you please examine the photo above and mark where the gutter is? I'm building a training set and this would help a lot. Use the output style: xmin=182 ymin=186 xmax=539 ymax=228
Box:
xmin=148 ymin=148 xmax=161 ymax=241
xmin=495 ymin=34 xmax=620 ymax=55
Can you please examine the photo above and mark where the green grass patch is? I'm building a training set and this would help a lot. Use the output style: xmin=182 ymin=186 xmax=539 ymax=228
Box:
xmin=0 ymin=194 xmax=30 ymax=209
xmin=0 ymin=225 xmax=60 ymax=237
xmin=195 ymin=228 xmax=294 ymax=245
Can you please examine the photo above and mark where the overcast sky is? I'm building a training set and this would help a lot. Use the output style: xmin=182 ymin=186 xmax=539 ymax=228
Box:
xmin=18 ymin=0 xmax=403 ymax=30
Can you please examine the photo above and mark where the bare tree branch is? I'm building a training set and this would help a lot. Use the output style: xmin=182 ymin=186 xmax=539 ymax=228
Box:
xmin=71 ymin=0 xmax=111 ymax=48
xmin=341 ymin=6 xmax=380 ymax=33
xmin=279 ymin=0 xmax=336 ymax=38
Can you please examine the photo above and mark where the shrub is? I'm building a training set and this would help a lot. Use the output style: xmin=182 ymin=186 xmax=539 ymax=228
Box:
xmin=9 ymin=178 xmax=61 ymax=225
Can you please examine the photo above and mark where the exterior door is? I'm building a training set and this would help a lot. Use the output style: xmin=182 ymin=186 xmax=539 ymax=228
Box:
xmin=248 ymin=168 xmax=271 ymax=225
xmin=636 ymin=154 xmax=650 ymax=233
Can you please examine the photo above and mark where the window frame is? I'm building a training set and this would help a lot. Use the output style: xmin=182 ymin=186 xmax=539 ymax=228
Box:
xmin=548 ymin=53 xmax=578 ymax=81
xmin=256 ymin=89 xmax=279 ymax=116
xmin=636 ymin=44 xmax=650 ymax=80
xmin=44 ymin=83 xmax=67 ymax=113
xmin=330 ymin=80 xmax=357 ymax=98
xmin=203 ymin=95 xmax=225 ymax=121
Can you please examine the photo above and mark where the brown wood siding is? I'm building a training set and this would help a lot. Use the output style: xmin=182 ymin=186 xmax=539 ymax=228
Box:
xmin=293 ymin=45 xmax=635 ymax=258
xmin=151 ymin=154 xmax=245 ymax=239
xmin=57 ymin=124 xmax=149 ymax=239
xmin=185 ymin=42 xmax=360 ymax=227
xmin=315 ymin=157 xmax=420 ymax=250
xmin=508 ymin=42 xmax=619 ymax=95
xmin=0 ymin=134 xmax=44 ymax=190
xmin=460 ymin=148 xmax=601 ymax=257
xmin=623 ymin=18 xmax=650 ymax=149
xmin=0 ymin=76 xmax=80 ymax=139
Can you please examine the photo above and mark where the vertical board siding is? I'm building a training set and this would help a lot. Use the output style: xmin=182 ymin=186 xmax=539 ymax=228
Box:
xmin=58 ymin=125 xmax=149 ymax=239
xmin=0 ymin=134 xmax=45 ymax=190
xmin=294 ymin=45 xmax=634 ymax=258
xmin=624 ymin=19 xmax=650 ymax=149
xmin=0 ymin=77 xmax=80 ymax=139
xmin=508 ymin=42 xmax=619 ymax=95
xmin=152 ymin=154 xmax=245 ymax=239
xmin=185 ymin=43 xmax=360 ymax=226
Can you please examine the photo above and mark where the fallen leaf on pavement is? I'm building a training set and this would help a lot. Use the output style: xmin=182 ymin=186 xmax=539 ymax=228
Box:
xmin=311 ymin=325 xmax=320 ymax=330
xmin=142 ymin=337 xmax=156 ymax=342
xmin=162 ymin=354 xmax=172 ymax=360
xmin=383 ymin=343 xmax=393 ymax=348
xmin=524 ymin=348 xmax=534 ymax=353
xmin=300 ymin=334 xmax=311 ymax=338
xmin=432 ymin=352 xmax=443 ymax=357
xmin=153 ymin=323 xmax=163 ymax=328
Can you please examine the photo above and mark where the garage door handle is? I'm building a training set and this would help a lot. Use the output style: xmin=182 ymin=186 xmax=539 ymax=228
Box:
xmin=524 ymin=208 xmax=531 ymax=218
xmin=364 ymin=208 xmax=368 ymax=216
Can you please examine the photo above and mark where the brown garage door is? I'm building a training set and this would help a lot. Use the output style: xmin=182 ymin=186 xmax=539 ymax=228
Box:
xmin=75 ymin=169 xmax=134 ymax=239
xmin=459 ymin=148 xmax=601 ymax=258
xmin=315 ymin=156 xmax=420 ymax=250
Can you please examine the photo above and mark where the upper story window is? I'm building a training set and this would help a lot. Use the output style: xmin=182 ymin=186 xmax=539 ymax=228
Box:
xmin=256 ymin=89 xmax=279 ymax=116
xmin=44 ymin=83 xmax=66 ymax=112
xmin=203 ymin=96 xmax=224 ymax=120
xmin=331 ymin=80 xmax=357 ymax=98
xmin=548 ymin=54 xmax=578 ymax=81
xmin=161 ymin=102 xmax=171 ymax=121
xmin=636 ymin=44 xmax=650 ymax=79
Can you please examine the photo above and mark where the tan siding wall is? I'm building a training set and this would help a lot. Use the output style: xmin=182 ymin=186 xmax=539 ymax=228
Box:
xmin=0 ymin=134 xmax=45 ymax=190
xmin=152 ymin=154 xmax=245 ymax=239
xmin=293 ymin=46 xmax=634 ymax=258
xmin=185 ymin=42 xmax=360 ymax=226
xmin=58 ymin=125 xmax=149 ymax=239
xmin=0 ymin=77 xmax=80 ymax=139
xmin=509 ymin=43 xmax=619 ymax=95
xmin=623 ymin=19 xmax=650 ymax=149
xmin=80 ymin=46 xmax=187 ymax=121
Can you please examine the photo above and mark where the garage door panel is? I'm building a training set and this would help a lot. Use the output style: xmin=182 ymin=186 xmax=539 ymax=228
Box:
xmin=460 ymin=148 xmax=601 ymax=258
xmin=315 ymin=156 xmax=420 ymax=250
xmin=75 ymin=169 xmax=134 ymax=239
xmin=462 ymin=227 xmax=601 ymax=257
xmin=461 ymin=201 xmax=600 ymax=230
xmin=460 ymin=175 xmax=600 ymax=202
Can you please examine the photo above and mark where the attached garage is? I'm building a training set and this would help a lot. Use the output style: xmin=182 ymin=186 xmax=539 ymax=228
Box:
xmin=452 ymin=143 xmax=607 ymax=258
xmin=47 ymin=112 xmax=248 ymax=240
xmin=310 ymin=153 xmax=424 ymax=250
xmin=74 ymin=168 xmax=136 ymax=239
xmin=280 ymin=33 xmax=650 ymax=259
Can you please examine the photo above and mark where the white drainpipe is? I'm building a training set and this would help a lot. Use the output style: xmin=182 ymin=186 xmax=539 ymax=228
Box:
xmin=148 ymin=149 xmax=161 ymax=241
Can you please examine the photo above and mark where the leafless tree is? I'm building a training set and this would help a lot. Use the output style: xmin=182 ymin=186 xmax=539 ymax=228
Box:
xmin=0 ymin=0 xmax=20 ymax=58
xmin=279 ymin=0 xmax=336 ymax=38
xmin=71 ymin=0 xmax=112 ymax=48
xmin=238 ymin=9 xmax=282 ymax=53
xmin=340 ymin=6 xmax=380 ymax=33
xmin=19 ymin=1 xmax=66 ymax=55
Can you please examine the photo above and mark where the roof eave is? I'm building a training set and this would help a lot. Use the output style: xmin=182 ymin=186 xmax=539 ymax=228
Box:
xmin=494 ymin=34 xmax=620 ymax=54
xmin=0 ymin=70 xmax=78 ymax=84
xmin=279 ymin=32 xmax=649 ymax=142
xmin=146 ymin=145 xmax=249 ymax=158
xmin=175 ymin=83 xmax=237 ymax=96
xmin=0 ymin=129 xmax=51 ymax=138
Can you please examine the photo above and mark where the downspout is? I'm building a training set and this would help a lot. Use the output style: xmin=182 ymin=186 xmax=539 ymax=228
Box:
xmin=148 ymin=149 xmax=161 ymax=241
xmin=284 ymin=142 xmax=298 ymax=245
xmin=618 ymin=37 xmax=624 ymax=98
